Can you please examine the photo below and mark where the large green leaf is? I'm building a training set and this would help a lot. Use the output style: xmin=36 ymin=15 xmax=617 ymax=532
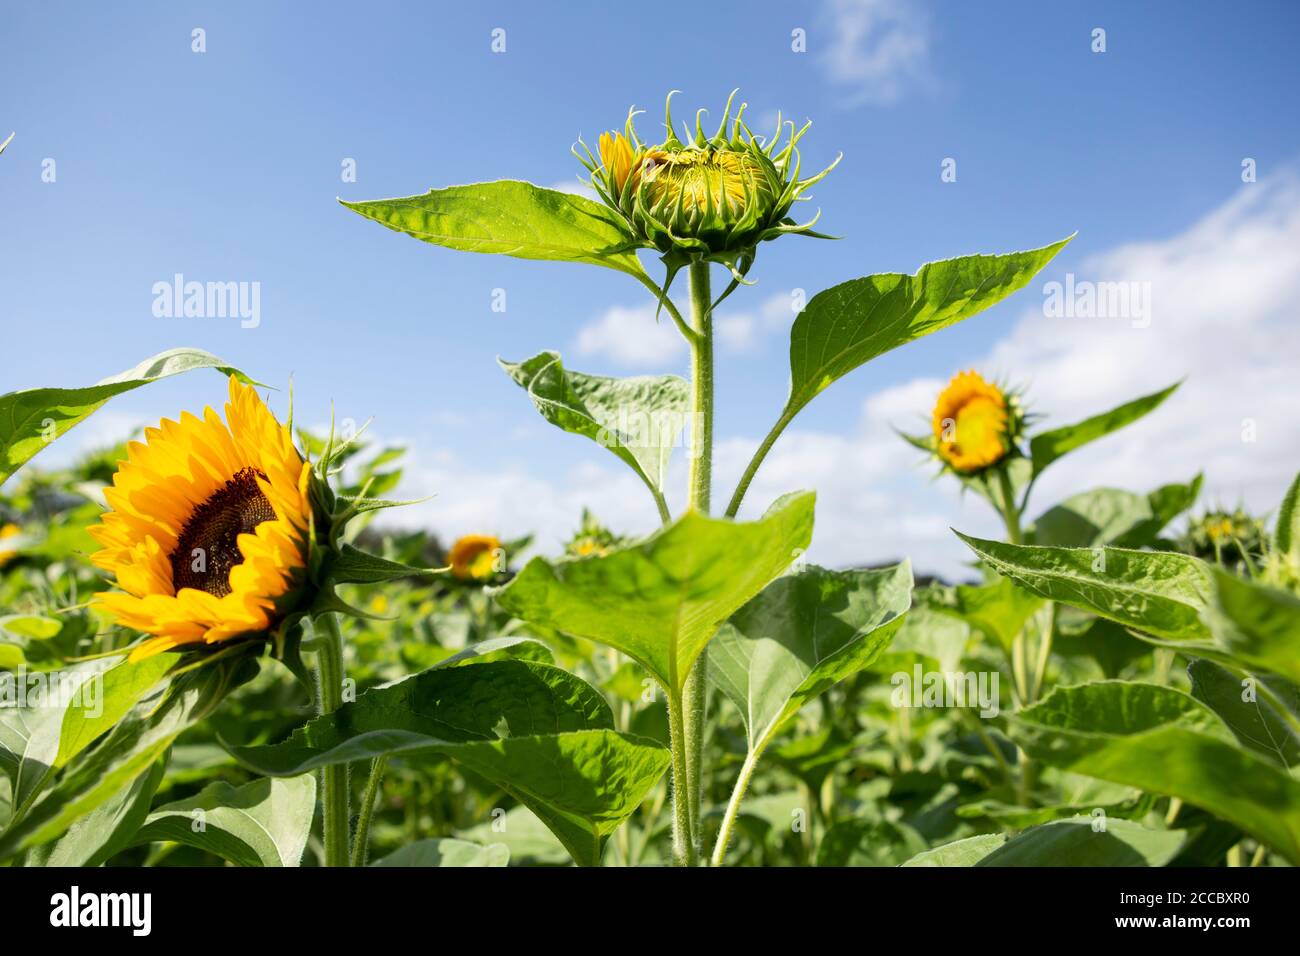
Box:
xmin=0 ymin=656 xmax=255 ymax=859
xmin=1028 ymin=476 xmax=1201 ymax=549
xmin=500 ymin=351 xmax=688 ymax=504
xmin=954 ymin=533 xmax=1214 ymax=643
xmin=371 ymin=838 xmax=509 ymax=867
xmin=976 ymin=818 xmax=1186 ymax=867
xmin=711 ymin=562 xmax=911 ymax=757
xmin=24 ymin=758 xmax=166 ymax=867
xmin=340 ymin=181 xmax=647 ymax=279
xmin=1008 ymin=681 xmax=1300 ymax=864
xmin=0 ymin=654 xmax=175 ymax=815
xmin=957 ymin=532 xmax=1300 ymax=684
xmin=1204 ymin=569 xmax=1300 ymax=685
xmin=131 ymin=774 xmax=316 ymax=867
xmin=783 ymin=238 xmax=1070 ymax=420
xmin=0 ymin=348 xmax=255 ymax=486
xmin=495 ymin=492 xmax=816 ymax=694
xmin=226 ymin=660 xmax=669 ymax=866
xmin=1028 ymin=382 xmax=1179 ymax=478
xmin=901 ymin=833 xmax=1007 ymax=866
xmin=1187 ymin=659 xmax=1299 ymax=769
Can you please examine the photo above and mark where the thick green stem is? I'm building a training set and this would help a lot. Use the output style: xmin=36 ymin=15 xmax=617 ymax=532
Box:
xmin=681 ymin=261 xmax=714 ymax=862
xmin=996 ymin=466 xmax=1023 ymax=545
xmin=666 ymin=690 xmax=697 ymax=867
xmin=314 ymin=613 xmax=350 ymax=868
xmin=350 ymin=755 xmax=388 ymax=867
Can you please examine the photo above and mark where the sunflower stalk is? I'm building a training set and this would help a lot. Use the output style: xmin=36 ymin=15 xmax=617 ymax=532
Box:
xmin=313 ymin=612 xmax=351 ymax=867
xmin=680 ymin=260 xmax=714 ymax=865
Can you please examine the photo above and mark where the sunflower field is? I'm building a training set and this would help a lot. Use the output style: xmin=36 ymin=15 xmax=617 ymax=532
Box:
xmin=2 ymin=81 xmax=1298 ymax=889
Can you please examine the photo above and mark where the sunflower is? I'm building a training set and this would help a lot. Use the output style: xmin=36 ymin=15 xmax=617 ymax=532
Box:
xmin=447 ymin=534 xmax=501 ymax=582
xmin=932 ymin=371 xmax=1016 ymax=473
xmin=581 ymin=91 xmax=839 ymax=268
xmin=89 ymin=376 xmax=313 ymax=661
xmin=0 ymin=523 xmax=20 ymax=568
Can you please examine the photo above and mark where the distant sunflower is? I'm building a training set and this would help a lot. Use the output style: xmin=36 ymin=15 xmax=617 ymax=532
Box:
xmin=932 ymin=371 xmax=1016 ymax=474
xmin=89 ymin=376 xmax=312 ymax=661
xmin=447 ymin=534 xmax=501 ymax=582
xmin=0 ymin=523 xmax=20 ymax=568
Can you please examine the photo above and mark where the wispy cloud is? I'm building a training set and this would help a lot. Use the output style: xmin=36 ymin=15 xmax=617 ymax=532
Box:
xmin=574 ymin=304 xmax=686 ymax=368
xmin=818 ymin=0 xmax=934 ymax=107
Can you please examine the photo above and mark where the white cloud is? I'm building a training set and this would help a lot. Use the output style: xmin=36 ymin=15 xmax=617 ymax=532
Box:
xmin=574 ymin=304 xmax=686 ymax=368
xmin=986 ymin=175 xmax=1300 ymax=514
xmin=818 ymin=0 xmax=934 ymax=107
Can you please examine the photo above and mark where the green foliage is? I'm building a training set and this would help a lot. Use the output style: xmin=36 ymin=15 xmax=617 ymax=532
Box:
xmin=496 ymin=492 xmax=815 ymax=694
xmin=0 ymin=348 xmax=254 ymax=486
xmin=341 ymin=182 xmax=649 ymax=279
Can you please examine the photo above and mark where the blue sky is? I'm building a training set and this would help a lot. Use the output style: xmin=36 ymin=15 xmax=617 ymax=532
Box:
xmin=4 ymin=1 xmax=1299 ymax=576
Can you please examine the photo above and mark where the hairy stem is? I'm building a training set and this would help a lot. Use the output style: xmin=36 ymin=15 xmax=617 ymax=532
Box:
xmin=314 ymin=613 xmax=350 ymax=868
xmin=350 ymin=755 xmax=388 ymax=867
xmin=681 ymin=261 xmax=714 ymax=862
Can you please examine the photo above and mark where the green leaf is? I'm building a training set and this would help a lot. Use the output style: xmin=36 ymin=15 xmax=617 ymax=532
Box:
xmin=711 ymin=562 xmax=911 ymax=757
xmin=0 ymin=656 xmax=256 ymax=859
xmin=1029 ymin=476 xmax=1201 ymax=549
xmin=815 ymin=819 xmax=928 ymax=867
xmin=499 ymin=351 xmax=688 ymax=504
xmin=1008 ymin=681 xmax=1300 ymax=864
xmin=24 ymin=758 xmax=166 ymax=867
xmin=1029 ymin=382 xmax=1179 ymax=479
xmin=784 ymin=238 xmax=1070 ymax=420
xmin=226 ymin=660 xmax=669 ymax=866
xmin=0 ymin=654 xmax=175 ymax=815
xmin=934 ymin=576 xmax=1044 ymax=652
xmin=371 ymin=838 xmax=509 ymax=867
xmin=131 ymin=774 xmax=316 ymax=867
xmin=0 ymin=348 xmax=256 ymax=486
xmin=458 ymin=806 xmax=569 ymax=865
xmin=954 ymin=533 xmax=1214 ymax=643
xmin=901 ymin=833 xmax=1007 ymax=866
xmin=323 ymin=544 xmax=440 ymax=585
xmin=1275 ymin=470 xmax=1300 ymax=559
xmin=976 ymin=818 xmax=1186 ymax=867
xmin=340 ymin=181 xmax=647 ymax=279
xmin=1205 ymin=569 xmax=1300 ymax=685
xmin=1187 ymin=659 xmax=1299 ymax=769
xmin=495 ymin=492 xmax=816 ymax=694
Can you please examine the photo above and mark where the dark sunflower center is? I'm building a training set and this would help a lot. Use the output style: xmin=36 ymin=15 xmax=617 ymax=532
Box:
xmin=170 ymin=467 xmax=275 ymax=598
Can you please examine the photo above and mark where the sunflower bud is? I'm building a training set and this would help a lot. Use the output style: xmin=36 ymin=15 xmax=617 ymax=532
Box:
xmin=931 ymin=371 xmax=1023 ymax=474
xmin=581 ymin=90 xmax=839 ymax=271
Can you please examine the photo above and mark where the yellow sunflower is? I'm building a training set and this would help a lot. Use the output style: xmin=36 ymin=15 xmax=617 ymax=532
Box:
xmin=932 ymin=370 xmax=1013 ymax=473
xmin=0 ymin=523 xmax=21 ymax=568
xmin=447 ymin=534 xmax=501 ymax=582
xmin=89 ymin=376 xmax=313 ymax=661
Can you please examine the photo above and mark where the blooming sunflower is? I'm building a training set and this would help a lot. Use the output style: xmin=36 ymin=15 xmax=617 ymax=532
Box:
xmin=580 ymin=90 xmax=839 ymax=272
xmin=447 ymin=534 xmax=501 ymax=582
xmin=89 ymin=376 xmax=313 ymax=661
xmin=0 ymin=523 xmax=20 ymax=568
xmin=931 ymin=371 xmax=1019 ymax=474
